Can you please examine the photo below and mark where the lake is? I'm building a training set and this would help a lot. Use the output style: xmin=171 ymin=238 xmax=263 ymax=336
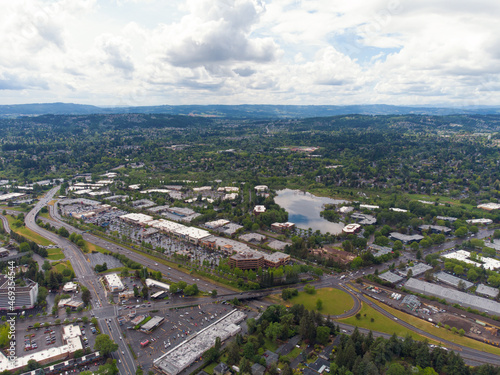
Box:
xmin=274 ymin=189 xmax=347 ymax=234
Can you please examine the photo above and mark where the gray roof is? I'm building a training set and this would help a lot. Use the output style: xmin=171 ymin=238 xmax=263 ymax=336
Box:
xmin=476 ymin=284 xmax=499 ymax=298
xmin=369 ymin=244 xmax=392 ymax=257
xmin=263 ymin=350 xmax=279 ymax=366
xmin=434 ymin=272 xmax=473 ymax=290
xmin=419 ymin=225 xmax=452 ymax=233
xmin=379 ymin=272 xmax=404 ymax=283
xmin=251 ymin=363 xmax=266 ymax=375
xmin=407 ymin=263 xmax=433 ymax=277
xmin=389 ymin=232 xmax=424 ymax=243
xmin=267 ymin=240 xmax=288 ymax=251
xmin=404 ymin=278 xmax=500 ymax=315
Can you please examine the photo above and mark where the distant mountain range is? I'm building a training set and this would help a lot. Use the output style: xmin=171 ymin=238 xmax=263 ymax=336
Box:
xmin=1 ymin=102 xmax=500 ymax=118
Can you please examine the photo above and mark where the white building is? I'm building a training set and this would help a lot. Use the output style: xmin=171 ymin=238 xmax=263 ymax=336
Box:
xmin=120 ymin=213 xmax=154 ymax=226
xmin=104 ymin=273 xmax=125 ymax=292
xmin=63 ymin=282 xmax=77 ymax=293
xmin=253 ymin=205 xmax=266 ymax=214
xmin=0 ymin=277 xmax=38 ymax=310
xmin=174 ymin=227 xmax=211 ymax=244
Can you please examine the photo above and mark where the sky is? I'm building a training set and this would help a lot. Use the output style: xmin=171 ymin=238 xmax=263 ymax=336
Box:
xmin=1 ymin=0 xmax=500 ymax=107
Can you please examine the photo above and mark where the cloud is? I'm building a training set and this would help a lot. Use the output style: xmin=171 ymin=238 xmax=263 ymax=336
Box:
xmin=95 ymin=34 xmax=135 ymax=76
xmin=159 ymin=0 xmax=280 ymax=68
xmin=0 ymin=72 xmax=48 ymax=90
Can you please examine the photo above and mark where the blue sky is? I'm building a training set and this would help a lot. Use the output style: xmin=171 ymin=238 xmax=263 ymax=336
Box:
xmin=0 ymin=0 xmax=499 ymax=106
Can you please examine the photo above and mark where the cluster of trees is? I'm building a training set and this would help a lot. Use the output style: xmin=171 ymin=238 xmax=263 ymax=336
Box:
xmin=168 ymin=280 xmax=199 ymax=296
xmin=330 ymin=327 xmax=496 ymax=375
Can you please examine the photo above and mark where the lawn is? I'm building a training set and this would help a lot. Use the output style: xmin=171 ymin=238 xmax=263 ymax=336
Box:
xmin=47 ymin=248 xmax=65 ymax=260
xmin=369 ymin=297 xmax=500 ymax=356
xmin=52 ymin=260 xmax=74 ymax=274
xmin=339 ymin=302 xmax=441 ymax=344
xmin=6 ymin=215 xmax=53 ymax=246
xmin=85 ymin=240 xmax=108 ymax=254
xmin=289 ymin=288 xmax=354 ymax=315
xmin=38 ymin=210 xmax=52 ymax=220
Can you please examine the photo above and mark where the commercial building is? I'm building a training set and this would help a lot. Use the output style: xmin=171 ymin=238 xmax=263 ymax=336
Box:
xmin=145 ymin=278 xmax=170 ymax=291
xmin=342 ymin=223 xmax=361 ymax=234
xmin=406 ymin=263 xmax=433 ymax=277
xmin=404 ymin=278 xmax=500 ymax=316
xmin=154 ymin=310 xmax=246 ymax=375
xmin=228 ymin=252 xmax=264 ymax=270
xmin=271 ymin=222 xmax=295 ymax=232
xmin=389 ymin=232 xmax=424 ymax=244
xmin=120 ymin=213 xmax=154 ymax=226
xmin=119 ymin=290 xmax=135 ymax=301
xmin=368 ymin=244 xmax=392 ymax=257
xmin=390 ymin=207 xmax=408 ymax=212
xmin=254 ymin=185 xmax=268 ymax=192
xmin=0 ymin=276 xmax=38 ymax=310
xmin=379 ymin=272 xmax=403 ymax=284
xmin=0 ymin=192 xmax=25 ymax=201
xmin=140 ymin=316 xmax=165 ymax=333
xmin=466 ymin=218 xmax=493 ymax=225
xmin=205 ymin=219 xmax=230 ymax=229
xmin=253 ymin=205 xmax=266 ymax=215
xmin=0 ymin=325 xmax=84 ymax=373
xmin=436 ymin=216 xmax=457 ymax=222
xmin=443 ymin=250 xmax=500 ymax=270
xmin=351 ymin=213 xmax=377 ymax=225
xmin=267 ymin=240 xmax=288 ymax=251
xmin=434 ymin=272 xmax=473 ymax=290
xmin=418 ymin=225 xmax=452 ymax=235
xmin=174 ymin=227 xmax=211 ymax=244
xmin=477 ymin=203 xmax=500 ymax=211
xmin=239 ymin=233 xmax=266 ymax=243
xmin=476 ymin=284 xmax=499 ymax=298
xmin=103 ymin=273 xmax=125 ymax=292
xmin=63 ymin=282 xmax=77 ymax=293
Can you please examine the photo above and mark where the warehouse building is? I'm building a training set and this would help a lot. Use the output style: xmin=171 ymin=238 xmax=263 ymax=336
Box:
xmin=154 ymin=310 xmax=246 ymax=375
xmin=379 ymin=272 xmax=404 ymax=284
xmin=434 ymin=272 xmax=473 ymax=290
xmin=404 ymin=278 xmax=500 ymax=315
xmin=476 ymin=284 xmax=499 ymax=298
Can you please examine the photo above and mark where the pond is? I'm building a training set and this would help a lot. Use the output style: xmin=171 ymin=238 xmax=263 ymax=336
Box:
xmin=274 ymin=189 xmax=348 ymax=234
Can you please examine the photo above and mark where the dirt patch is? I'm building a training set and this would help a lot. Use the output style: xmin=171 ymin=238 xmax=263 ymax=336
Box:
xmin=438 ymin=314 xmax=472 ymax=331
xmin=312 ymin=247 xmax=355 ymax=264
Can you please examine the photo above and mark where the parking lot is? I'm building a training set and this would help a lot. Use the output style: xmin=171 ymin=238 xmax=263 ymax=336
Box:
xmin=119 ymin=301 xmax=237 ymax=370
xmin=15 ymin=318 xmax=97 ymax=360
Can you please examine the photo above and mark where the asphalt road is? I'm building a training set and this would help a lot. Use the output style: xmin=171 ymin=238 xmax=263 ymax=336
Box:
xmin=24 ymin=187 xmax=137 ymax=374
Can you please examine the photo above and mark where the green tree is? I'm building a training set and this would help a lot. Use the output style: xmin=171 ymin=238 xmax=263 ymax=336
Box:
xmin=82 ymin=287 xmax=91 ymax=306
xmin=316 ymin=326 xmax=330 ymax=345
xmin=94 ymin=334 xmax=119 ymax=356
xmin=316 ymin=298 xmax=323 ymax=311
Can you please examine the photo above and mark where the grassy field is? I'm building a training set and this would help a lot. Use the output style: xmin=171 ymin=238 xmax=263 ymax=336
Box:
xmin=47 ymin=248 xmax=65 ymax=260
xmin=38 ymin=211 xmax=52 ymax=220
xmin=289 ymin=288 xmax=354 ymax=315
xmin=52 ymin=260 xmax=74 ymax=274
xmin=85 ymin=240 xmax=108 ymax=254
xmin=6 ymin=215 xmax=53 ymax=246
xmin=339 ymin=302 xmax=433 ymax=342
xmin=368 ymin=297 xmax=500 ymax=356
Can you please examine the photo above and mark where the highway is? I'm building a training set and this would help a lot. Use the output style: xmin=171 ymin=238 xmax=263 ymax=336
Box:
xmin=23 ymin=187 xmax=137 ymax=374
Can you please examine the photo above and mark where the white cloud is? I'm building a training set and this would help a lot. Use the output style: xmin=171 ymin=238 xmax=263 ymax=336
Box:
xmin=0 ymin=0 xmax=500 ymax=105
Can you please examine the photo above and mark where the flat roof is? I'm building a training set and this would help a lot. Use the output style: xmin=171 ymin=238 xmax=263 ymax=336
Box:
xmin=434 ymin=271 xmax=473 ymax=290
xmin=267 ymin=240 xmax=288 ymax=251
xmin=379 ymin=272 xmax=403 ymax=283
xmin=120 ymin=213 xmax=153 ymax=223
xmin=154 ymin=310 xmax=246 ymax=375
xmin=405 ymin=278 xmax=500 ymax=315
xmin=104 ymin=273 xmax=124 ymax=289
xmin=407 ymin=263 xmax=433 ymax=276
xmin=477 ymin=284 xmax=499 ymax=298
xmin=205 ymin=219 xmax=230 ymax=228
xmin=145 ymin=278 xmax=170 ymax=291
xmin=443 ymin=250 xmax=500 ymax=270
xmin=175 ymin=226 xmax=211 ymax=240
xmin=141 ymin=316 xmax=165 ymax=332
